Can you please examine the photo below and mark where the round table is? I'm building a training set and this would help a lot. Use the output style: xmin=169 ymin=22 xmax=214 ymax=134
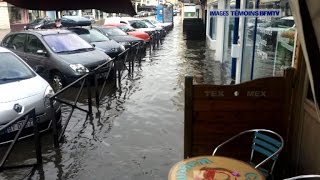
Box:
xmin=168 ymin=156 xmax=265 ymax=180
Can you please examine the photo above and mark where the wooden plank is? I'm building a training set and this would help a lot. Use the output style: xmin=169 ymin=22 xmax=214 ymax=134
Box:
xmin=184 ymin=76 xmax=193 ymax=158
xmin=193 ymin=111 xmax=283 ymax=122
xmin=193 ymin=77 xmax=285 ymax=99
xmin=193 ymin=99 xmax=284 ymax=112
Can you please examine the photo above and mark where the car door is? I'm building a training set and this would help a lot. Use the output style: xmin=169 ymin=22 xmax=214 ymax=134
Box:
xmin=24 ymin=34 xmax=50 ymax=79
xmin=2 ymin=34 xmax=28 ymax=61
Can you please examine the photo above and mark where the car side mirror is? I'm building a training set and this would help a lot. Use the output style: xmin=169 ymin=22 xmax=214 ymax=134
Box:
xmin=35 ymin=65 xmax=45 ymax=74
xmin=36 ymin=49 xmax=48 ymax=56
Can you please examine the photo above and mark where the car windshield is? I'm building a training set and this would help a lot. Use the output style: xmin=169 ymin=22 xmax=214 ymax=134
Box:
xmin=128 ymin=20 xmax=149 ymax=28
xmin=71 ymin=28 xmax=110 ymax=43
xmin=102 ymin=27 xmax=127 ymax=36
xmin=144 ymin=21 xmax=156 ymax=28
xmin=43 ymin=33 xmax=94 ymax=53
xmin=118 ymin=24 xmax=135 ymax=32
xmin=0 ymin=52 xmax=35 ymax=84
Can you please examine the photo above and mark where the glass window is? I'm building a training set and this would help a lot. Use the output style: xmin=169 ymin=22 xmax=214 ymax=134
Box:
xmin=70 ymin=28 xmax=110 ymax=43
xmin=118 ymin=24 xmax=135 ymax=32
xmin=43 ymin=33 xmax=93 ymax=53
xmin=240 ymin=0 xmax=255 ymax=82
xmin=240 ymin=0 xmax=296 ymax=81
xmin=8 ymin=6 xmax=25 ymax=24
xmin=25 ymin=35 xmax=46 ymax=54
xmin=0 ymin=52 xmax=35 ymax=83
xmin=129 ymin=20 xmax=148 ymax=28
xmin=8 ymin=34 xmax=27 ymax=51
xmin=101 ymin=28 xmax=127 ymax=36
xmin=2 ymin=35 xmax=14 ymax=48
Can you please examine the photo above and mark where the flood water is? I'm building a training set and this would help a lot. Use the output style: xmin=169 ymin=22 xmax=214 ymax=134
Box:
xmin=0 ymin=16 xmax=231 ymax=180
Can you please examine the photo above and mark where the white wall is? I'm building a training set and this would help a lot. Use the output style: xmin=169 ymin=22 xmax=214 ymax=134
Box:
xmin=215 ymin=0 xmax=227 ymax=62
xmin=0 ymin=2 xmax=10 ymax=29
xmin=206 ymin=4 xmax=216 ymax=50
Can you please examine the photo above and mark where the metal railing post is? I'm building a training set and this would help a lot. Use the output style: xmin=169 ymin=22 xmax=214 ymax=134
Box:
xmin=86 ymin=77 xmax=92 ymax=115
xmin=117 ymin=58 xmax=121 ymax=88
xmin=50 ymin=99 xmax=59 ymax=148
xmin=130 ymin=45 xmax=137 ymax=78
xmin=94 ymin=73 xmax=99 ymax=108
xmin=113 ymin=60 xmax=117 ymax=88
xmin=32 ymin=109 xmax=42 ymax=165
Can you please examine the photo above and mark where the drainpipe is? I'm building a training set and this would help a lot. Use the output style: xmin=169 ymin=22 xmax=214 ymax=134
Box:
xmin=231 ymin=0 xmax=240 ymax=81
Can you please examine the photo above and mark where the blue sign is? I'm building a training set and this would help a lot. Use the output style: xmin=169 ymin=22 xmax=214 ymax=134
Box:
xmin=156 ymin=5 xmax=164 ymax=22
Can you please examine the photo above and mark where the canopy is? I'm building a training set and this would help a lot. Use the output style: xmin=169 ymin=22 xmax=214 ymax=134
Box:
xmin=289 ymin=0 xmax=320 ymax=119
xmin=3 ymin=0 xmax=136 ymax=16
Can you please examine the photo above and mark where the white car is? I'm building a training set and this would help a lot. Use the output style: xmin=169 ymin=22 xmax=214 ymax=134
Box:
xmin=0 ymin=47 xmax=61 ymax=144
xmin=105 ymin=17 xmax=157 ymax=36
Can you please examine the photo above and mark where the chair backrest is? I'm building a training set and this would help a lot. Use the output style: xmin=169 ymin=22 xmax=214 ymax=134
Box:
xmin=250 ymin=130 xmax=284 ymax=175
xmin=283 ymin=175 xmax=320 ymax=180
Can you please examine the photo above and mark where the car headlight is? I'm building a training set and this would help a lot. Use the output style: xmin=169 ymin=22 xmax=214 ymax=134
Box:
xmin=70 ymin=64 xmax=89 ymax=73
xmin=44 ymin=86 xmax=55 ymax=108
xmin=120 ymin=45 xmax=126 ymax=51
xmin=95 ymin=47 xmax=106 ymax=53
xmin=119 ymin=42 xmax=130 ymax=46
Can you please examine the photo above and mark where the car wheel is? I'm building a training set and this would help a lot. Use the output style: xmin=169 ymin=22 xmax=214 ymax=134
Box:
xmin=50 ymin=72 xmax=64 ymax=92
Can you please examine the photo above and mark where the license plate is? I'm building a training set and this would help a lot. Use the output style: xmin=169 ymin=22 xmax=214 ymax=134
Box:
xmin=6 ymin=119 xmax=34 ymax=134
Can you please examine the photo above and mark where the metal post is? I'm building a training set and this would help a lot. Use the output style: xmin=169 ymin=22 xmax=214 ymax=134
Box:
xmin=250 ymin=0 xmax=260 ymax=80
xmin=113 ymin=60 xmax=117 ymax=88
xmin=86 ymin=77 xmax=92 ymax=115
xmin=94 ymin=73 xmax=99 ymax=108
xmin=32 ymin=110 xmax=42 ymax=165
xmin=132 ymin=49 xmax=135 ymax=77
xmin=118 ymin=62 xmax=121 ymax=88
xmin=231 ymin=0 xmax=241 ymax=80
xmin=50 ymin=99 xmax=59 ymax=148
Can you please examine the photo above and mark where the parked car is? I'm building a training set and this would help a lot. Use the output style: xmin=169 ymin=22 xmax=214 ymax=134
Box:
xmin=1 ymin=29 xmax=112 ymax=91
xmin=0 ymin=47 xmax=61 ymax=144
xmin=67 ymin=27 xmax=125 ymax=58
xmin=24 ymin=17 xmax=56 ymax=30
xmin=141 ymin=19 xmax=167 ymax=37
xmin=104 ymin=17 xmax=157 ymax=37
xmin=104 ymin=23 xmax=150 ymax=42
xmin=93 ymin=26 xmax=144 ymax=49
xmin=120 ymin=17 xmax=157 ymax=36
xmin=61 ymin=15 xmax=92 ymax=27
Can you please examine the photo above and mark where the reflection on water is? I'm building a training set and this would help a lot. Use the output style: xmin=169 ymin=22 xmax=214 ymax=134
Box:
xmin=0 ymin=16 xmax=230 ymax=180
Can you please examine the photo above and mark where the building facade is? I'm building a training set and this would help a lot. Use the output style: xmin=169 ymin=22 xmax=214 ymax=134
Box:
xmin=0 ymin=0 xmax=110 ymax=30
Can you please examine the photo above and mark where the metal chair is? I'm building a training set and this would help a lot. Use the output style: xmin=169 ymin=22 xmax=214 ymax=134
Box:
xmin=283 ymin=175 xmax=320 ymax=180
xmin=212 ymin=129 xmax=284 ymax=177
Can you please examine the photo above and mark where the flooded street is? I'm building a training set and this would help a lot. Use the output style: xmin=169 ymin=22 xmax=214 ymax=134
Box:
xmin=0 ymin=16 xmax=230 ymax=180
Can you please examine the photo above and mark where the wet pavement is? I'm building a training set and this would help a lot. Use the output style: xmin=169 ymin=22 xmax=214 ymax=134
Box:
xmin=0 ymin=16 xmax=231 ymax=180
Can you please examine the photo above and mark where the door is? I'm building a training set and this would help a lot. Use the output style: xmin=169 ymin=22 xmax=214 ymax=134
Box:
xmin=3 ymin=34 xmax=28 ymax=60
xmin=240 ymin=0 xmax=257 ymax=82
xmin=24 ymin=34 xmax=50 ymax=79
xmin=222 ymin=0 xmax=240 ymax=81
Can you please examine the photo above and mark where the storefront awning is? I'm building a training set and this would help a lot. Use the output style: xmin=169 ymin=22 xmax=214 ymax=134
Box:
xmin=2 ymin=0 xmax=136 ymax=16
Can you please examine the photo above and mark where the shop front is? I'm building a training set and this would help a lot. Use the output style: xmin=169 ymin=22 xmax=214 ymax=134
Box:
xmin=206 ymin=0 xmax=297 ymax=83
xmin=6 ymin=3 xmax=44 ymax=30
xmin=239 ymin=0 xmax=296 ymax=83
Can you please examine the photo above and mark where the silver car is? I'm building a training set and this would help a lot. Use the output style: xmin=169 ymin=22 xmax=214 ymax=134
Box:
xmin=0 ymin=47 xmax=61 ymax=144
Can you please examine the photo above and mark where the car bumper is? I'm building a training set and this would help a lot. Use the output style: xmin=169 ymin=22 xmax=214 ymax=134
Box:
xmin=0 ymin=105 xmax=62 ymax=145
